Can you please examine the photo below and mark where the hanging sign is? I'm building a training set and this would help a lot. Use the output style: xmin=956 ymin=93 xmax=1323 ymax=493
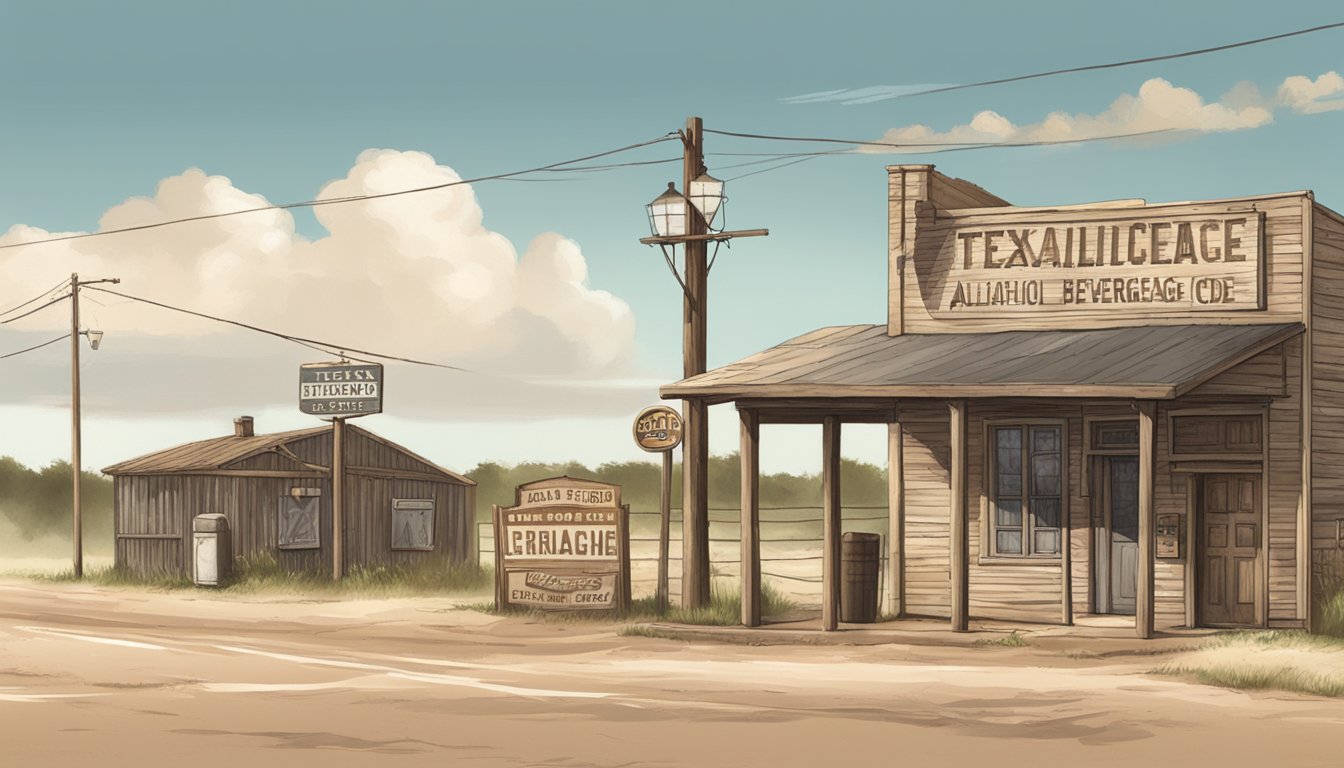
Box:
xmin=633 ymin=405 xmax=683 ymax=452
xmin=299 ymin=361 xmax=384 ymax=416
xmin=493 ymin=476 xmax=630 ymax=611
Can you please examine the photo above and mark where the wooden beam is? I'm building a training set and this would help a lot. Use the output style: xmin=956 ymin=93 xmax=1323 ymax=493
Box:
xmin=740 ymin=409 xmax=761 ymax=627
xmin=639 ymin=228 xmax=768 ymax=245
xmin=949 ymin=400 xmax=969 ymax=632
xmin=1136 ymin=400 xmax=1156 ymax=639
xmin=332 ymin=417 xmax=346 ymax=581
xmin=887 ymin=414 xmax=904 ymax=618
xmin=822 ymin=416 xmax=842 ymax=631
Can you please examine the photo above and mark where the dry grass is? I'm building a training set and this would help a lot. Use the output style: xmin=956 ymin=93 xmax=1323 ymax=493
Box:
xmin=972 ymin=630 xmax=1031 ymax=648
xmin=1154 ymin=631 xmax=1344 ymax=698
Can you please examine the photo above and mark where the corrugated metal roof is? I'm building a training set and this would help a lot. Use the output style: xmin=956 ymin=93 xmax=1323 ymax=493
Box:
xmin=661 ymin=323 xmax=1303 ymax=401
xmin=102 ymin=426 xmax=331 ymax=475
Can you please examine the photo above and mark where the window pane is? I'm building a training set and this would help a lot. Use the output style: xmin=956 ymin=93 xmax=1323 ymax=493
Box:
xmin=997 ymin=530 xmax=1023 ymax=555
xmin=998 ymin=469 xmax=1022 ymax=497
xmin=1034 ymin=529 xmax=1060 ymax=556
xmin=995 ymin=498 xmax=1022 ymax=527
xmin=997 ymin=427 xmax=1022 ymax=451
xmin=1032 ymin=453 xmax=1061 ymax=495
xmin=1031 ymin=427 xmax=1059 ymax=452
xmin=1032 ymin=497 xmax=1060 ymax=529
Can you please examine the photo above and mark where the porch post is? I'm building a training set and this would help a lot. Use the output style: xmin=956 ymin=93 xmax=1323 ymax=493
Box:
xmin=949 ymin=399 xmax=969 ymax=632
xmin=740 ymin=408 xmax=761 ymax=627
xmin=822 ymin=416 xmax=842 ymax=631
xmin=1136 ymin=400 xmax=1156 ymax=639
xmin=887 ymin=409 xmax=904 ymax=618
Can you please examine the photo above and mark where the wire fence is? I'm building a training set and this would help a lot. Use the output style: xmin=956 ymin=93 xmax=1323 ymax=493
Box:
xmin=478 ymin=505 xmax=891 ymax=599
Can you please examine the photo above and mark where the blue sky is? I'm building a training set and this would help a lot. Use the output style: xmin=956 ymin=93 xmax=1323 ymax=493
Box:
xmin=2 ymin=1 xmax=1343 ymax=473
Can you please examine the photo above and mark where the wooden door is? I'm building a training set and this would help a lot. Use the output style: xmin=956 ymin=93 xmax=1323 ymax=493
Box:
xmin=1106 ymin=457 xmax=1139 ymax=614
xmin=1199 ymin=474 xmax=1261 ymax=627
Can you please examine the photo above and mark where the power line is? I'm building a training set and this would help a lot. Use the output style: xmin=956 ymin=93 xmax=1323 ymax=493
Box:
xmin=0 ymin=134 xmax=680 ymax=253
xmin=892 ymin=20 xmax=1344 ymax=100
xmin=705 ymin=125 xmax=1176 ymax=151
xmin=0 ymin=333 xmax=70 ymax=360
xmin=0 ymin=293 xmax=70 ymax=325
xmin=0 ymin=278 xmax=72 ymax=318
xmin=85 ymin=286 xmax=470 ymax=371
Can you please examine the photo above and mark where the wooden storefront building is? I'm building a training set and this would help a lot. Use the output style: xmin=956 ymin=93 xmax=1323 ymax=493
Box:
xmin=104 ymin=416 xmax=475 ymax=578
xmin=663 ymin=165 xmax=1344 ymax=637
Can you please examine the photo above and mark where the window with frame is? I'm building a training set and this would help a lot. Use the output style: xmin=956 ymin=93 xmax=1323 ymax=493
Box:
xmin=991 ymin=425 xmax=1063 ymax=557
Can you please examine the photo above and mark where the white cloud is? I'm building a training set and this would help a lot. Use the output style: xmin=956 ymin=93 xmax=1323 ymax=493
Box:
xmin=0 ymin=149 xmax=635 ymax=377
xmin=865 ymin=77 xmax=1273 ymax=153
xmin=1278 ymin=71 xmax=1344 ymax=114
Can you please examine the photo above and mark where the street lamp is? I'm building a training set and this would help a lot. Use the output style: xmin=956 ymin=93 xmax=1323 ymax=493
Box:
xmin=83 ymin=329 xmax=104 ymax=351
xmin=638 ymin=117 xmax=768 ymax=609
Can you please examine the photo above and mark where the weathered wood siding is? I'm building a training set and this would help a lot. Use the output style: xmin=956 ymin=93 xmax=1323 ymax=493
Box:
xmin=1311 ymin=202 xmax=1344 ymax=623
xmin=900 ymin=401 xmax=951 ymax=617
xmin=1269 ymin=334 xmax=1305 ymax=624
xmin=113 ymin=427 xmax=473 ymax=579
xmin=895 ymin=190 xmax=1309 ymax=334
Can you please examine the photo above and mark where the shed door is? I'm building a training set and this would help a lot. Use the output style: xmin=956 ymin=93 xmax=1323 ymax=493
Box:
xmin=1199 ymin=475 xmax=1261 ymax=627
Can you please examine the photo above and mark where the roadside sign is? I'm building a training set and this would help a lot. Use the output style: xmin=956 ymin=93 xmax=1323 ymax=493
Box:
xmin=299 ymin=362 xmax=383 ymax=417
xmin=633 ymin=405 xmax=683 ymax=452
xmin=493 ymin=476 xmax=630 ymax=612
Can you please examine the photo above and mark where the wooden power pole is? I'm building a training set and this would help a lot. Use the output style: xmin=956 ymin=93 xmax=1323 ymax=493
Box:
xmin=70 ymin=273 xmax=83 ymax=579
xmin=69 ymin=273 xmax=119 ymax=579
xmin=681 ymin=116 xmax=711 ymax=609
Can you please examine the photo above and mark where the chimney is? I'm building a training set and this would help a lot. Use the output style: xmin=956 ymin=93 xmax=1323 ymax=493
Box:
xmin=234 ymin=416 xmax=254 ymax=437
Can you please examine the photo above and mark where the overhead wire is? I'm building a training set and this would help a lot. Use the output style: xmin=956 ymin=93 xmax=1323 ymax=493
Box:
xmin=0 ymin=293 xmax=71 ymax=325
xmin=888 ymin=20 xmax=1344 ymax=99
xmin=0 ymin=134 xmax=681 ymax=253
xmin=84 ymin=286 xmax=469 ymax=371
xmin=0 ymin=277 xmax=72 ymax=318
xmin=0 ymin=333 xmax=71 ymax=360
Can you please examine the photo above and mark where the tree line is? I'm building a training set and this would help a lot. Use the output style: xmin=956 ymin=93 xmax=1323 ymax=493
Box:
xmin=0 ymin=454 xmax=890 ymax=545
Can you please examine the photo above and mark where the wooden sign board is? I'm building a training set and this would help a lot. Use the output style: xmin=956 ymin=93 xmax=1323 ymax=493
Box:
xmin=299 ymin=361 xmax=384 ymax=417
xmin=930 ymin=209 xmax=1265 ymax=319
xmin=493 ymin=476 xmax=630 ymax=612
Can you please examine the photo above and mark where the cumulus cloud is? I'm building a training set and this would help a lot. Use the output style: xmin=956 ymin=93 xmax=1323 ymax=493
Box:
xmin=864 ymin=77 xmax=1273 ymax=153
xmin=1278 ymin=71 xmax=1344 ymax=114
xmin=0 ymin=149 xmax=635 ymax=376
xmin=835 ymin=71 xmax=1342 ymax=153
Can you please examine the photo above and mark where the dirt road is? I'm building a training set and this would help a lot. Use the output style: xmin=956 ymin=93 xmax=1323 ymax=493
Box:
xmin=1 ymin=580 xmax=1341 ymax=767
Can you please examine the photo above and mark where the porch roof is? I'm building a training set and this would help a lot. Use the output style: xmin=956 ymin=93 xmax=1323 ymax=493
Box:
xmin=660 ymin=322 xmax=1303 ymax=403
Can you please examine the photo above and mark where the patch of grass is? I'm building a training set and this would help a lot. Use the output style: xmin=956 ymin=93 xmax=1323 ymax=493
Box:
xmin=25 ymin=555 xmax=492 ymax=597
xmin=30 ymin=565 xmax=191 ymax=590
xmin=1156 ymin=662 xmax=1344 ymax=698
xmin=972 ymin=630 xmax=1031 ymax=648
xmin=1317 ymin=590 xmax=1344 ymax=638
xmin=221 ymin=553 xmax=493 ymax=597
xmin=1200 ymin=630 xmax=1344 ymax=650
xmin=618 ymin=625 xmax=691 ymax=641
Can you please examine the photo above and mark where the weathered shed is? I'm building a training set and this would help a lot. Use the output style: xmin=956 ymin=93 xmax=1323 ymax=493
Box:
xmin=103 ymin=416 xmax=475 ymax=579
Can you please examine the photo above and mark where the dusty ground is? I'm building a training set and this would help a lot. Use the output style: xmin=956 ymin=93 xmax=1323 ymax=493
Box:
xmin=1 ymin=580 xmax=1342 ymax=767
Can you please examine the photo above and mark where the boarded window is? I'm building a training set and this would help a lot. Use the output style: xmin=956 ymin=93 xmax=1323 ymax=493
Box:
xmin=392 ymin=499 xmax=434 ymax=551
xmin=1171 ymin=414 xmax=1262 ymax=456
xmin=990 ymin=425 xmax=1063 ymax=558
xmin=278 ymin=494 xmax=321 ymax=550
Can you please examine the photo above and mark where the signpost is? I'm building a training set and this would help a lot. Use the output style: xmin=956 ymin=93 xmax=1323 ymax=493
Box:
xmin=493 ymin=476 xmax=631 ymax=612
xmin=298 ymin=360 xmax=384 ymax=580
xmin=633 ymin=405 xmax=683 ymax=612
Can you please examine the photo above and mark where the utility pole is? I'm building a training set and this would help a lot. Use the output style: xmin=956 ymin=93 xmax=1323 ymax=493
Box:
xmin=331 ymin=416 xmax=346 ymax=580
xmin=70 ymin=272 xmax=119 ymax=579
xmin=640 ymin=116 xmax=767 ymax=609
xmin=681 ymin=116 xmax=711 ymax=609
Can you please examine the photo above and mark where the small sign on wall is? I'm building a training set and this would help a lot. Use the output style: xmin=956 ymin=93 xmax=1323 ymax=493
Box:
xmin=493 ymin=476 xmax=630 ymax=612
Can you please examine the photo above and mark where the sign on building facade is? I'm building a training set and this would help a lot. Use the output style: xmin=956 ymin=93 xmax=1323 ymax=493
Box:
xmin=931 ymin=209 xmax=1265 ymax=318
xmin=493 ymin=476 xmax=630 ymax=611
xmin=299 ymin=361 xmax=384 ymax=416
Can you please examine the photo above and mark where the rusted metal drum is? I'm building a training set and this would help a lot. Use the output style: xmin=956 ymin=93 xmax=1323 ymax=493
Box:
xmin=841 ymin=532 xmax=881 ymax=623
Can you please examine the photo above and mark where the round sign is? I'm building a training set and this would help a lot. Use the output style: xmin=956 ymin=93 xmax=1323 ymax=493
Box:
xmin=632 ymin=405 xmax=684 ymax=452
